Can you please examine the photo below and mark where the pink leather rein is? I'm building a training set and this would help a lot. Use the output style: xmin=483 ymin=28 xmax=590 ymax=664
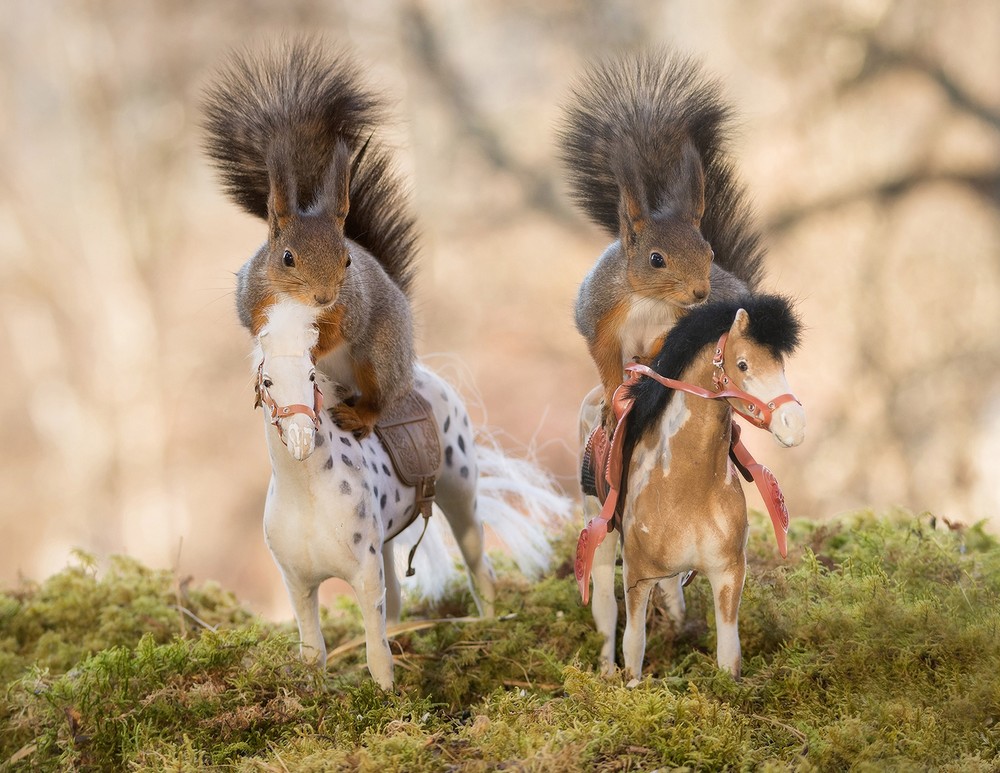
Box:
xmin=254 ymin=360 xmax=324 ymax=445
xmin=575 ymin=332 xmax=800 ymax=604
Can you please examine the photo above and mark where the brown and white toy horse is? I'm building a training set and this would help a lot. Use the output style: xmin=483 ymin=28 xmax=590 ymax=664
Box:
xmin=580 ymin=295 xmax=804 ymax=683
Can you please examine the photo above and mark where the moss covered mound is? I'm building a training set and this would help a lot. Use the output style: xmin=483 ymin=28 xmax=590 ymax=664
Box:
xmin=2 ymin=512 xmax=998 ymax=771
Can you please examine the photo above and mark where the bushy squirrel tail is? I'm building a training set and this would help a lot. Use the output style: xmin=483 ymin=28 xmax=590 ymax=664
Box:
xmin=558 ymin=50 xmax=765 ymax=289
xmin=201 ymin=37 xmax=417 ymax=295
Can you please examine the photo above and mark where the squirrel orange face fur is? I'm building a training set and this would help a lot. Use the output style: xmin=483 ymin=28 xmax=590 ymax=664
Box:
xmin=618 ymin=142 xmax=713 ymax=309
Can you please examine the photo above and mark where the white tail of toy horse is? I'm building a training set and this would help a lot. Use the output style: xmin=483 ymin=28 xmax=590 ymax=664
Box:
xmin=581 ymin=304 xmax=804 ymax=683
xmin=255 ymin=300 xmax=571 ymax=688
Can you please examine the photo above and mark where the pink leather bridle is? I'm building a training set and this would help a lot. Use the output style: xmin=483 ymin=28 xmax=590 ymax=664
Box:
xmin=624 ymin=332 xmax=800 ymax=430
xmin=254 ymin=360 xmax=324 ymax=445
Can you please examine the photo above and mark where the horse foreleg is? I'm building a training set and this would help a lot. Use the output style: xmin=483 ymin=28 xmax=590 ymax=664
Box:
xmin=382 ymin=544 xmax=401 ymax=625
xmin=282 ymin=576 xmax=327 ymax=666
xmin=707 ymin=560 xmax=746 ymax=678
xmin=621 ymin=576 xmax=655 ymax=687
xmin=590 ymin=528 xmax=619 ymax=675
xmin=355 ymin=554 xmax=394 ymax=690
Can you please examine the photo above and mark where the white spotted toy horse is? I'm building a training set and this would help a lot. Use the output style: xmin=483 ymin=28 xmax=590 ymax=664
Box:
xmin=578 ymin=295 xmax=804 ymax=682
xmin=254 ymin=300 xmax=498 ymax=689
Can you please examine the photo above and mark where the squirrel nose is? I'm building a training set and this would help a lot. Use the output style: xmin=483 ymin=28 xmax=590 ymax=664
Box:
xmin=314 ymin=293 xmax=333 ymax=306
xmin=691 ymin=283 xmax=709 ymax=302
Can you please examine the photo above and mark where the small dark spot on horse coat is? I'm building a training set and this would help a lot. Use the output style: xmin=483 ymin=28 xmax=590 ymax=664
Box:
xmin=329 ymin=431 xmax=334 ymax=441
xmin=394 ymin=490 xmax=400 ymax=503
xmin=460 ymin=465 xmax=469 ymax=479
xmin=372 ymin=514 xmax=378 ymax=528
xmin=315 ymin=433 xmax=324 ymax=447
xmin=380 ymin=493 xmax=387 ymax=509
xmin=341 ymin=454 xmax=352 ymax=466
xmin=443 ymin=416 xmax=451 ymax=433
xmin=369 ymin=544 xmax=377 ymax=555
xmin=353 ymin=532 xmax=362 ymax=545
xmin=382 ymin=463 xmax=390 ymax=476
xmin=377 ymin=602 xmax=384 ymax=615
xmin=362 ymin=457 xmax=368 ymax=469
xmin=340 ymin=436 xmax=351 ymax=447
xmin=357 ymin=503 xmax=366 ymax=519
xmin=463 ymin=416 xmax=469 ymax=427
xmin=445 ymin=446 xmax=453 ymax=466
xmin=374 ymin=486 xmax=379 ymax=499
xmin=324 ymin=456 xmax=333 ymax=470
xmin=388 ymin=519 xmax=394 ymax=529
xmin=340 ymin=480 xmax=352 ymax=495
xmin=457 ymin=435 xmax=466 ymax=453
xmin=362 ymin=481 xmax=370 ymax=491
xmin=440 ymin=390 xmax=449 ymax=401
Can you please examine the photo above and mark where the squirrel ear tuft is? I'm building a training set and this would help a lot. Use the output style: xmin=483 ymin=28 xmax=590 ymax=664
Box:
xmin=267 ymin=143 xmax=298 ymax=239
xmin=619 ymin=186 xmax=647 ymax=240
xmin=669 ymin=140 xmax=705 ymax=226
xmin=325 ymin=139 xmax=352 ymax=230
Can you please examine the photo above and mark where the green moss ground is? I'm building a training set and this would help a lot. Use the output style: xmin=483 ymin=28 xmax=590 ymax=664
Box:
xmin=2 ymin=511 xmax=998 ymax=771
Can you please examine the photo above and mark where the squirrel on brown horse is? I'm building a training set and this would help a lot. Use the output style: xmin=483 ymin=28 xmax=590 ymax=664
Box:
xmin=560 ymin=51 xmax=768 ymax=430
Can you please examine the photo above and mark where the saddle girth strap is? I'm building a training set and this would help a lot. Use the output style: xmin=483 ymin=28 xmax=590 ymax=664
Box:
xmin=373 ymin=390 xmax=443 ymax=574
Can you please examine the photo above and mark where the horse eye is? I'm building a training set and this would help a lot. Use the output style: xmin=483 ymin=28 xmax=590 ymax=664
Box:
xmin=263 ymin=378 xmax=273 ymax=388
xmin=737 ymin=361 xmax=749 ymax=372
xmin=309 ymin=372 xmax=316 ymax=382
xmin=650 ymin=251 xmax=665 ymax=268
xmin=283 ymin=250 xmax=295 ymax=268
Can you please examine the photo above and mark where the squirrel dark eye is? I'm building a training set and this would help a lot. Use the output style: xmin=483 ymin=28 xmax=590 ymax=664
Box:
xmin=650 ymin=251 xmax=665 ymax=268
xmin=345 ymin=255 xmax=351 ymax=268
xmin=283 ymin=250 xmax=295 ymax=268
xmin=737 ymin=361 xmax=749 ymax=372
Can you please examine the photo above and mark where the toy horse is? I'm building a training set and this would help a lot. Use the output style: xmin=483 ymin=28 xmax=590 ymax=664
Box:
xmin=579 ymin=295 xmax=804 ymax=681
xmin=253 ymin=299 xmax=497 ymax=689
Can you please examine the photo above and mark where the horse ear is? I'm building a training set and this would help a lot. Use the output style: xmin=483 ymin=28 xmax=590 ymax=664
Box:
xmin=731 ymin=308 xmax=751 ymax=336
xmin=267 ymin=143 xmax=298 ymax=240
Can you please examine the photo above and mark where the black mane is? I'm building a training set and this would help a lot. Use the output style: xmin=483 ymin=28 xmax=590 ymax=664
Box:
xmin=622 ymin=294 xmax=801 ymax=454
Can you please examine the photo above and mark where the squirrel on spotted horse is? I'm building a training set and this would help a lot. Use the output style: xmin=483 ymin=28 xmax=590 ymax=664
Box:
xmin=561 ymin=51 xmax=793 ymax=590
xmin=203 ymin=38 xmax=441 ymax=548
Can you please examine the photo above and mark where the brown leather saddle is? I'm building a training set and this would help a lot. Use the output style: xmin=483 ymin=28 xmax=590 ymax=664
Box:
xmin=373 ymin=389 xmax=442 ymax=574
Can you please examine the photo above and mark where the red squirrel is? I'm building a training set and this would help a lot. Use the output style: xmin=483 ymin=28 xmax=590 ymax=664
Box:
xmin=202 ymin=38 xmax=418 ymax=437
xmin=559 ymin=51 xmax=767 ymax=429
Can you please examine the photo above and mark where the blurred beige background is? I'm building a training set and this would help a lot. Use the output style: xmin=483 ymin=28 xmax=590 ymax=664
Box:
xmin=1 ymin=0 xmax=997 ymax=616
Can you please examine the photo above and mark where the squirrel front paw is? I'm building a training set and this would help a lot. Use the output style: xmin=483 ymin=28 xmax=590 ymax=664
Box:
xmin=331 ymin=402 xmax=377 ymax=439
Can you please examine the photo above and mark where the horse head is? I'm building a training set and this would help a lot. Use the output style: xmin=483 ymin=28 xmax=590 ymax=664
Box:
xmin=716 ymin=306 xmax=805 ymax=448
xmin=253 ymin=301 xmax=325 ymax=461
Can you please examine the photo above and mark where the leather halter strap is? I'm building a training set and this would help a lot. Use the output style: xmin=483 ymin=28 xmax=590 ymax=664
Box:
xmin=254 ymin=360 xmax=324 ymax=445
xmin=624 ymin=332 xmax=800 ymax=430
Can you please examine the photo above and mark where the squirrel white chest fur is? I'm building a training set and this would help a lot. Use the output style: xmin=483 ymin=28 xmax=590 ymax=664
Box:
xmin=619 ymin=297 xmax=680 ymax=364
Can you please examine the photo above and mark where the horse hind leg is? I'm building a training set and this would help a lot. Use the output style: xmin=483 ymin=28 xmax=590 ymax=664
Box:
xmin=655 ymin=574 xmax=686 ymax=629
xmin=436 ymin=482 xmax=496 ymax=618
xmin=621 ymin=576 xmax=655 ymax=687
xmin=381 ymin=544 xmax=402 ymax=625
